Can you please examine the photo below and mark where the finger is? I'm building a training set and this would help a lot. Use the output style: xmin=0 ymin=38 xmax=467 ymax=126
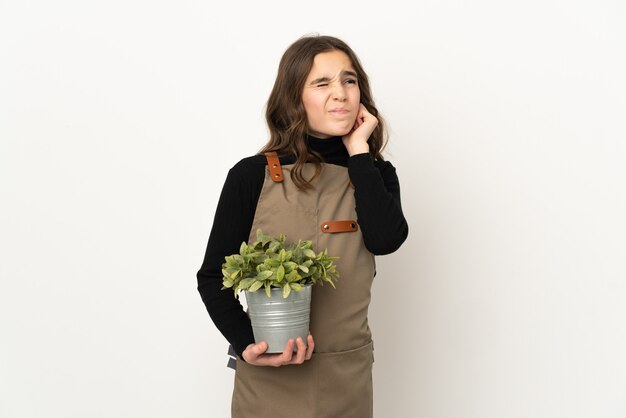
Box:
xmin=255 ymin=341 xmax=268 ymax=355
xmin=359 ymin=104 xmax=375 ymax=122
xmin=353 ymin=115 xmax=363 ymax=130
xmin=291 ymin=337 xmax=306 ymax=364
xmin=305 ymin=333 xmax=315 ymax=360
xmin=280 ymin=339 xmax=295 ymax=365
xmin=243 ymin=341 xmax=266 ymax=363
xmin=255 ymin=352 xmax=286 ymax=367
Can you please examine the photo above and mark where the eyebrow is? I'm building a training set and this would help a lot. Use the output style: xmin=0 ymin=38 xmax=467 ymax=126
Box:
xmin=309 ymin=70 xmax=358 ymax=85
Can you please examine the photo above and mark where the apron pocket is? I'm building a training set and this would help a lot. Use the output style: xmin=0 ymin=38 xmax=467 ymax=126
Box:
xmin=231 ymin=342 xmax=374 ymax=418
xmin=314 ymin=341 xmax=374 ymax=418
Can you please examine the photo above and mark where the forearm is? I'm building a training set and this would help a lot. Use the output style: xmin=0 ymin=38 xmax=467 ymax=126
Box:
xmin=348 ymin=153 xmax=409 ymax=255
xmin=197 ymin=267 xmax=255 ymax=358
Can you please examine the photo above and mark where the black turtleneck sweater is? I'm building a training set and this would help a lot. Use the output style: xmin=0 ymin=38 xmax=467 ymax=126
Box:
xmin=196 ymin=134 xmax=409 ymax=359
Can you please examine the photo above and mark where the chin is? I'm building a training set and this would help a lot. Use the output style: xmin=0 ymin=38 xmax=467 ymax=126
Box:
xmin=328 ymin=126 xmax=353 ymax=137
xmin=310 ymin=124 xmax=353 ymax=138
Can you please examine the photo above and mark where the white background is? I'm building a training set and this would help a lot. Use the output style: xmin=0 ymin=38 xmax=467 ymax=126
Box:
xmin=1 ymin=0 xmax=625 ymax=417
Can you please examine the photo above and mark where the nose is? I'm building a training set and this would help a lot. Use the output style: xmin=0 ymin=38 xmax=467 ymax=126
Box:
xmin=331 ymin=81 xmax=347 ymax=101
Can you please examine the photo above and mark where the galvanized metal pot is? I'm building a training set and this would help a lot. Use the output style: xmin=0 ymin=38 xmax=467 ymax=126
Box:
xmin=245 ymin=284 xmax=312 ymax=353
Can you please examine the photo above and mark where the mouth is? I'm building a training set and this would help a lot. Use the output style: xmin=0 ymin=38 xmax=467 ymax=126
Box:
xmin=329 ymin=109 xmax=349 ymax=115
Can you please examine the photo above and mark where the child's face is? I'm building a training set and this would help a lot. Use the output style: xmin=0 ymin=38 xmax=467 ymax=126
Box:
xmin=302 ymin=50 xmax=360 ymax=139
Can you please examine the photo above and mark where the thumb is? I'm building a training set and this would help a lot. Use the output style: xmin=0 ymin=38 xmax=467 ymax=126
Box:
xmin=255 ymin=341 xmax=268 ymax=355
xmin=244 ymin=341 xmax=266 ymax=362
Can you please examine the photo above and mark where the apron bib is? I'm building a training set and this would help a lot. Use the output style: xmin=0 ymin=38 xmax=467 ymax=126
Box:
xmin=231 ymin=152 xmax=376 ymax=418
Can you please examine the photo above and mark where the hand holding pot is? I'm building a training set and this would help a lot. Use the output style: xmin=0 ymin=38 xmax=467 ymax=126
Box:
xmin=242 ymin=334 xmax=314 ymax=367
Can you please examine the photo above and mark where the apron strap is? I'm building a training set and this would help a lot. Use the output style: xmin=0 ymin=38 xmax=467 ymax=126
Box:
xmin=264 ymin=151 xmax=284 ymax=183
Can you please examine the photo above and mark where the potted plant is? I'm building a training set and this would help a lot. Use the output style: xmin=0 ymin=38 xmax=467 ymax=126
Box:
xmin=221 ymin=229 xmax=340 ymax=353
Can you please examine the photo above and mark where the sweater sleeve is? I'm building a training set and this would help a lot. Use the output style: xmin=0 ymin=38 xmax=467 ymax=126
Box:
xmin=196 ymin=165 xmax=256 ymax=359
xmin=347 ymin=153 xmax=409 ymax=255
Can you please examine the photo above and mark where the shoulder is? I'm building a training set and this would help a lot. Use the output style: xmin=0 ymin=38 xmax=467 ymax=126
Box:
xmin=229 ymin=154 xmax=268 ymax=178
xmin=218 ymin=155 xmax=268 ymax=197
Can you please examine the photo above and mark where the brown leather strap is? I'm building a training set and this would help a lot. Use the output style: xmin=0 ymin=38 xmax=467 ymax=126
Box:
xmin=320 ymin=220 xmax=359 ymax=233
xmin=348 ymin=181 xmax=355 ymax=189
xmin=264 ymin=151 xmax=283 ymax=182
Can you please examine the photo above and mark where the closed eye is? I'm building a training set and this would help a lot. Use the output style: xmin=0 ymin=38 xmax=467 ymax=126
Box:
xmin=316 ymin=79 xmax=357 ymax=87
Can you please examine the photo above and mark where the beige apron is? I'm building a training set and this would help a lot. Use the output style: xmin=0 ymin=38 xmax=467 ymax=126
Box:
xmin=231 ymin=151 xmax=376 ymax=418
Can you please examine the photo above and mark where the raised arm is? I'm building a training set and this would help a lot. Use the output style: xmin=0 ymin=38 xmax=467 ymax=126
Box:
xmin=347 ymin=153 xmax=409 ymax=255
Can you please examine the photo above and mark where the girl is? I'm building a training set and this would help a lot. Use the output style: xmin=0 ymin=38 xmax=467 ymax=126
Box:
xmin=197 ymin=34 xmax=409 ymax=418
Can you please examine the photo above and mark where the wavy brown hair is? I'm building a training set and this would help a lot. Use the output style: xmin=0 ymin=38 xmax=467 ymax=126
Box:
xmin=257 ymin=34 xmax=389 ymax=192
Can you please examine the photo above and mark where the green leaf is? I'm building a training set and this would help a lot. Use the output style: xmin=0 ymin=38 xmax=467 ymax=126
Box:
xmin=286 ymin=270 xmax=300 ymax=282
xmin=276 ymin=264 xmax=285 ymax=282
xmin=284 ymin=261 xmax=298 ymax=270
xmin=298 ymin=264 xmax=309 ymax=273
xmin=269 ymin=241 xmax=280 ymax=252
xmin=238 ymin=278 xmax=255 ymax=289
xmin=248 ymin=280 xmax=264 ymax=292
xmin=290 ymin=283 xmax=302 ymax=292
xmin=303 ymin=249 xmax=316 ymax=258
xmin=239 ymin=241 xmax=248 ymax=255
xmin=265 ymin=281 xmax=271 ymax=297
xmin=264 ymin=258 xmax=280 ymax=267
xmin=282 ymin=283 xmax=291 ymax=298
xmin=256 ymin=270 xmax=273 ymax=280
